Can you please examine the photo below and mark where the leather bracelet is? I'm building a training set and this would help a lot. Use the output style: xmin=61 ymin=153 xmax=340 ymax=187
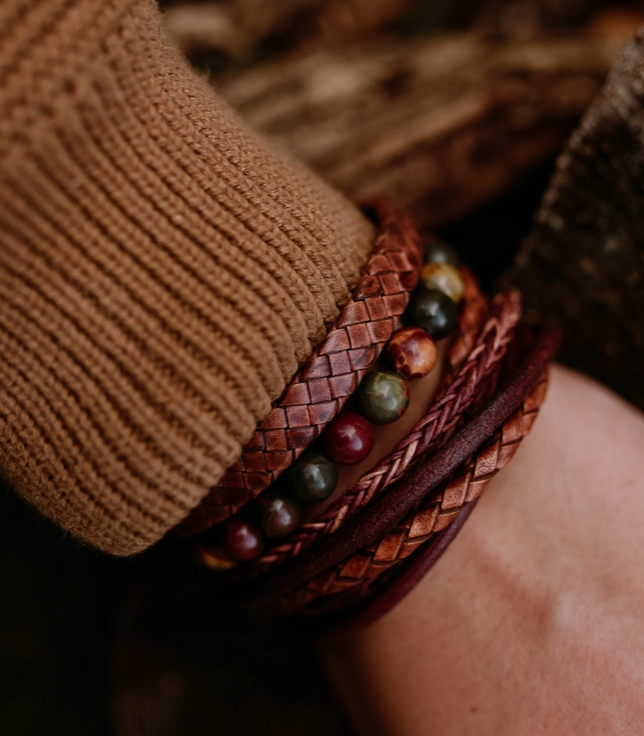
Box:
xmin=193 ymin=224 xmax=480 ymax=570
xmin=298 ymin=498 xmax=481 ymax=637
xmin=321 ymin=364 xmax=550 ymax=635
xmin=236 ymin=321 xmax=560 ymax=609
xmin=177 ymin=198 xmax=422 ymax=536
xmin=248 ymin=286 xmax=520 ymax=577
xmin=184 ymin=198 xmax=558 ymax=629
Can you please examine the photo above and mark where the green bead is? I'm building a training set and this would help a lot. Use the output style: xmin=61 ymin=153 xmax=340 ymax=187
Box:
xmin=407 ymin=288 xmax=458 ymax=340
xmin=357 ymin=371 xmax=410 ymax=425
xmin=423 ymin=241 xmax=460 ymax=267
xmin=290 ymin=452 xmax=338 ymax=503
xmin=257 ymin=495 xmax=303 ymax=539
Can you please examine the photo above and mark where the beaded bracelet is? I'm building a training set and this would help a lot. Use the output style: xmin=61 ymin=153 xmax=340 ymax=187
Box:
xmin=248 ymin=286 xmax=519 ymax=577
xmin=196 ymin=235 xmax=478 ymax=571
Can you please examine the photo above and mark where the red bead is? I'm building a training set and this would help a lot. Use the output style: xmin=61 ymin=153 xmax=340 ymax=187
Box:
xmin=324 ymin=412 xmax=374 ymax=465
xmin=221 ymin=517 xmax=265 ymax=561
xmin=386 ymin=326 xmax=438 ymax=379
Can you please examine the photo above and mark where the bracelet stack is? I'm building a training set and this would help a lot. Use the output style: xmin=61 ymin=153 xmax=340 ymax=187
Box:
xmin=181 ymin=199 xmax=559 ymax=629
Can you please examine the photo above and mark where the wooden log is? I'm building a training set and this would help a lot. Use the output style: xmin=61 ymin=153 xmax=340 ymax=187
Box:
xmin=163 ymin=0 xmax=411 ymax=60
xmin=216 ymin=30 xmax=623 ymax=229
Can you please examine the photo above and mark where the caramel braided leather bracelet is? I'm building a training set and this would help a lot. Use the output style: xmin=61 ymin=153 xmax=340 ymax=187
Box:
xmin=177 ymin=199 xmax=422 ymax=536
xmin=236 ymin=321 xmax=559 ymax=614
xmin=248 ymin=287 xmax=520 ymax=577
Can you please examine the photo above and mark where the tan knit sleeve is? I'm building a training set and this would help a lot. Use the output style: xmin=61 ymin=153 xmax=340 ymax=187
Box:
xmin=0 ymin=0 xmax=374 ymax=555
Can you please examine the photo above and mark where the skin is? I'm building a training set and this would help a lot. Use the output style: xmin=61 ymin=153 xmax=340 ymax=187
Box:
xmin=320 ymin=365 xmax=644 ymax=735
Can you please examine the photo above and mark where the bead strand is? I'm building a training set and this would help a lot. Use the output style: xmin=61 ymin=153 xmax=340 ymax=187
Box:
xmin=197 ymin=241 xmax=466 ymax=568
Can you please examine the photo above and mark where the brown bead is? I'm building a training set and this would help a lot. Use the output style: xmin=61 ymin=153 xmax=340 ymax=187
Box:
xmin=420 ymin=262 xmax=464 ymax=304
xmin=386 ymin=326 xmax=438 ymax=379
xmin=196 ymin=543 xmax=235 ymax=571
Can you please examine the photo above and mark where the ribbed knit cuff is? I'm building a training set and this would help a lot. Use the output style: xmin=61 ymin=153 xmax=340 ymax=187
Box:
xmin=0 ymin=0 xmax=374 ymax=554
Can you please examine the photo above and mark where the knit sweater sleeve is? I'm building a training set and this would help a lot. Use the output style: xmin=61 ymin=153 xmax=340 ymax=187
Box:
xmin=0 ymin=0 xmax=374 ymax=555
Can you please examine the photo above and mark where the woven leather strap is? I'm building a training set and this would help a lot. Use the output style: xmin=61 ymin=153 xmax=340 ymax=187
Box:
xmin=237 ymin=322 xmax=560 ymax=609
xmin=249 ymin=286 xmax=520 ymax=577
xmin=177 ymin=199 xmax=422 ymax=535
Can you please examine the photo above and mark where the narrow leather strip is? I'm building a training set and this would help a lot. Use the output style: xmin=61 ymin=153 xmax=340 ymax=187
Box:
xmin=237 ymin=322 xmax=560 ymax=607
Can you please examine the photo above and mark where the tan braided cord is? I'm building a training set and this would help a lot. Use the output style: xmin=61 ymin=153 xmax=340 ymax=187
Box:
xmin=250 ymin=287 xmax=521 ymax=576
xmin=177 ymin=199 xmax=422 ymax=535
xmin=280 ymin=369 xmax=549 ymax=613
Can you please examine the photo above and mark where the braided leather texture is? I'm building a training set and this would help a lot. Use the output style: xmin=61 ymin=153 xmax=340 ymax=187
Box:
xmin=280 ymin=369 xmax=549 ymax=614
xmin=249 ymin=286 xmax=520 ymax=576
xmin=177 ymin=199 xmax=422 ymax=535
xmin=238 ymin=322 xmax=559 ymax=616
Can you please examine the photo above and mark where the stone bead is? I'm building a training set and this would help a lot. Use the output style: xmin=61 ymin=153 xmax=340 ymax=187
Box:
xmin=222 ymin=517 xmax=265 ymax=561
xmin=324 ymin=413 xmax=374 ymax=465
xmin=423 ymin=241 xmax=460 ymax=267
xmin=290 ymin=452 xmax=338 ymax=502
xmin=420 ymin=262 xmax=464 ymax=304
xmin=386 ymin=326 xmax=438 ymax=380
xmin=257 ymin=494 xmax=303 ymax=539
xmin=196 ymin=543 xmax=235 ymax=571
xmin=407 ymin=288 xmax=458 ymax=340
xmin=357 ymin=370 xmax=410 ymax=425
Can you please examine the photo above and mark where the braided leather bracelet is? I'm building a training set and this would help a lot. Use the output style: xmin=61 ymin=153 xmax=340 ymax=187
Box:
xmin=177 ymin=199 xmax=422 ymax=536
xmin=185 ymin=198 xmax=559 ymax=630
xmin=197 ymin=260 xmax=487 ymax=570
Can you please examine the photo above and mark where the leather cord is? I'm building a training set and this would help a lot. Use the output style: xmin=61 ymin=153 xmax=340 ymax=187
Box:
xmin=310 ymin=498 xmax=480 ymax=637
